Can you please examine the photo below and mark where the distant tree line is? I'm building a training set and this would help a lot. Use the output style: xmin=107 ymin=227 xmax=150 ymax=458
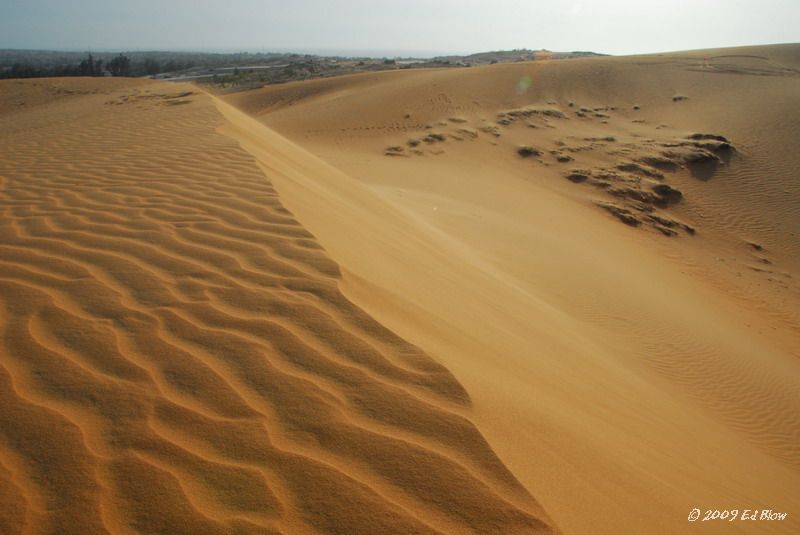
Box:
xmin=0 ymin=52 xmax=193 ymax=79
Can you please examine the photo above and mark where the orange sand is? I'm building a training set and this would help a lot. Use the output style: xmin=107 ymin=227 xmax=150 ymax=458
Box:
xmin=0 ymin=78 xmax=556 ymax=534
xmin=1 ymin=43 xmax=799 ymax=535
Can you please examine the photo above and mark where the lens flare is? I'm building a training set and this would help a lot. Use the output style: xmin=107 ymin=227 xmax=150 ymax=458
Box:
xmin=516 ymin=75 xmax=532 ymax=95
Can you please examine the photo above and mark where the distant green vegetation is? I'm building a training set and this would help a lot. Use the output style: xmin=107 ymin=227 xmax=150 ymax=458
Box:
xmin=0 ymin=50 xmax=292 ymax=79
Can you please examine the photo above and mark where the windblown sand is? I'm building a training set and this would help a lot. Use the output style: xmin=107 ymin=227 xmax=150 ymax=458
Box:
xmin=0 ymin=43 xmax=799 ymax=535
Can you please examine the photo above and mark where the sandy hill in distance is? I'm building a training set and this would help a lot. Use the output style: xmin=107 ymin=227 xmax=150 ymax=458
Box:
xmin=0 ymin=42 xmax=799 ymax=535
xmin=224 ymin=43 xmax=800 ymax=535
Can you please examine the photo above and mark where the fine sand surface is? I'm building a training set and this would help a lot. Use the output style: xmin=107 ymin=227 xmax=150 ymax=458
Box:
xmin=0 ymin=78 xmax=558 ymax=534
xmin=1 ymin=43 xmax=799 ymax=535
xmin=223 ymin=43 xmax=800 ymax=535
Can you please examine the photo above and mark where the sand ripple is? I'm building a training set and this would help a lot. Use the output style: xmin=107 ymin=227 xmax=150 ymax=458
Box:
xmin=0 ymin=79 xmax=557 ymax=534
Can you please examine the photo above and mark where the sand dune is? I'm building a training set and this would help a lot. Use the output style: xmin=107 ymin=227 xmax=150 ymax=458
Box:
xmin=0 ymin=78 xmax=557 ymax=534
xmin=2 ymin=44 xmax=799 ymax=535
xmin=224 ymin=44 xmax=800 ymax=534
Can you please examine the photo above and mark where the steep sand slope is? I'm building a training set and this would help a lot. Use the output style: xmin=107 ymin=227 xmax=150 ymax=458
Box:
xmin=0 ymin=78 xmax=558 ymax=534
xmin=225 ymin=44 xmax=800 ymax=535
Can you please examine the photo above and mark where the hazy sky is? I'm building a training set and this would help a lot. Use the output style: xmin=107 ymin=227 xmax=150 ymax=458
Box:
xmin=1 ymin=0 xmax=798 ymax=56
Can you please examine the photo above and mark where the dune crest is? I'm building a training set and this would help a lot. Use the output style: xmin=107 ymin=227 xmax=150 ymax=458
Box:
xmin=0 ymin=78 xmax=558 ymax=534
